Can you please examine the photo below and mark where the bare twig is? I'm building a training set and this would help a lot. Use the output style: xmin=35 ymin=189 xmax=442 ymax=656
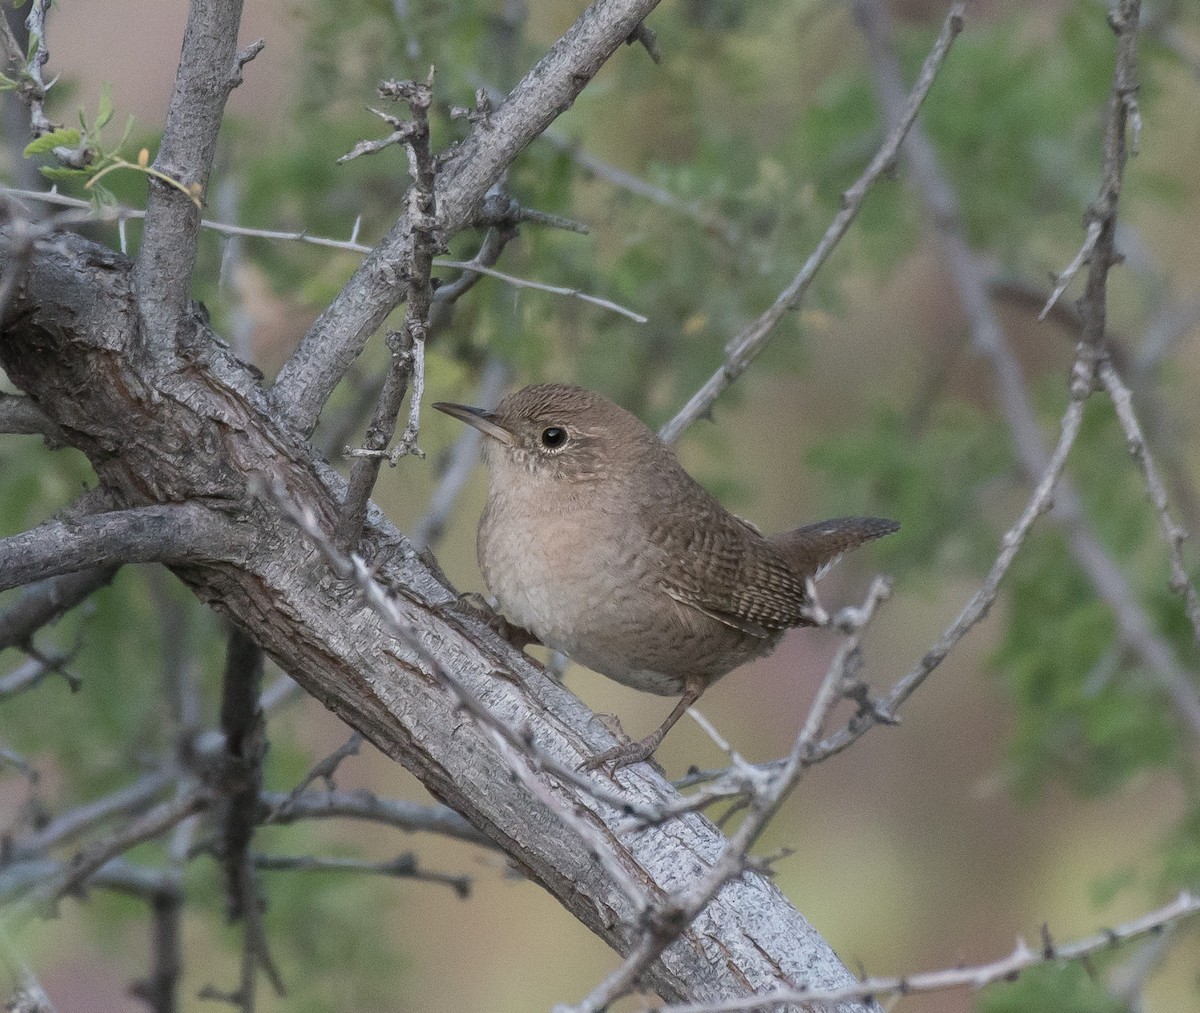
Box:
xmin=434 ymin=258 xmax=647 ymax=323
xmin=259 ymin=789 xmax=492 ymax=848
xmin=0 ymin=567 xmax=117 ymax=651
xmin=37 ymin=786 xmax=210 ymax=904
xmin=1075 ymin=0 xmax=1141 ymax=351
xmin=659 ymin=3 xmax=966 ymax=444
xmin=1040 ymin=220 xmax=1102 ymax=320
xmin=268 ymin=733 xmax=363 ymax=822
xmin=0 ymin=647 xmax=78 ymax=700
xmin=4 ymin=770 xmax=175 ymax=864
xmin=0 ymin=185 xmax=643 ymax=323
xmin=337 ymin=74 xmax=437 ymax=550
xmin=853 ymin=0 xmax=1200 ymax=743
xmin=1098 ymin=358 xmax=1200 ymax=651
xmin=253 ymin=851 xmax=470 ymax=897
xmin=412 ymin=357 xmax=508 ymax=550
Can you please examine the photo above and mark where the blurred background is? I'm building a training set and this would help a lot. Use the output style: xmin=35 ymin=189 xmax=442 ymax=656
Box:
xmin=2 ymin=0 xmax=1200 ymax=1010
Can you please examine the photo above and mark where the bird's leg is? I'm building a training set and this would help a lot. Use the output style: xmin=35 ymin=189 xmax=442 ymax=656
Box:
xmin=581 ymin=678 xmax=705 ymax=773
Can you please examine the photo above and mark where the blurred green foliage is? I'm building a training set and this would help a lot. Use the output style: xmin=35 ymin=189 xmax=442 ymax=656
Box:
xmin=980 ymin=962 xmax=1129 ymax=1013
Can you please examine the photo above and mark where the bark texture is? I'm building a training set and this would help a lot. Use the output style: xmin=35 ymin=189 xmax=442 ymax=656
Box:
xmin=0 ymin=231 xmax=873 ymax=1009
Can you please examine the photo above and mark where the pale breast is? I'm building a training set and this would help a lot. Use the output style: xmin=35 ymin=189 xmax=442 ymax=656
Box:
xmin=476 ymin=471 xmax=783 ymax=695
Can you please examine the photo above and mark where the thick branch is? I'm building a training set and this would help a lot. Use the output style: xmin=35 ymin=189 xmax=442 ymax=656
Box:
xmin=0 ymin=504 xmax=251 ymax=592
xmin=0 ymin=228 xmax=872 ymax=1011
xmin=271 ymin=0 xmax=663 ymax=437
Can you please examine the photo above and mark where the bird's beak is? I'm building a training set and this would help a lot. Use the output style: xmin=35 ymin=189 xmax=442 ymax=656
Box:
xmin=432 ymin=401 xmax=516 ymax=446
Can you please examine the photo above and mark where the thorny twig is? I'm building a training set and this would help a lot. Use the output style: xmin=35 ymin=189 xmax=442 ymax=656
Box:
xmin=854 ymin=0 xmax=1200 ymax=743
xmin=1098 ymin=358 xmax=1200 ymax=651
xmin=637 ymin=890 xmax=1200 ymax=1013
xmin=253 ymin=851 xmax=471 ymax=898
xmin=267 ymin=733 xmax=363 ymax=821
xmin=0 ymin=185 xmax=646 ymax=323
xmin=337 ymin=73 xmax=438 ymax=550
xmin=659 ymin=3 xmax=966 ymax=444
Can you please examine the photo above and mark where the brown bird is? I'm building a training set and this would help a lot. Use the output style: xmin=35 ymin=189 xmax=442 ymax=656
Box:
xmin=434 ymin=383 xmax=897 ymax=771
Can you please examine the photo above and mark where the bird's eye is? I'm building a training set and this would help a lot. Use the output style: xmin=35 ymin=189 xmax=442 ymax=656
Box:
xmin=540 ymin=426 xmax=568 ymax=450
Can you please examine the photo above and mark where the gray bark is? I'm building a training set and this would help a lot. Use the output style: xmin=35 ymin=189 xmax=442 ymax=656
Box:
xmin=0 ymin=230 xmax=873 ymax=1009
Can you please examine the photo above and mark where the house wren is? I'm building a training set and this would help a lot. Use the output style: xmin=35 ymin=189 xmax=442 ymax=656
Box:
xmin=434 ymin=383 xmax=898 ymax=771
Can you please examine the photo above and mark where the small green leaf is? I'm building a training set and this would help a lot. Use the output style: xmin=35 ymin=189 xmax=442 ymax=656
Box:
xmin=38 ymin=165 xmax=92 ymax=183
xmin=117 ymin=112 xmax=136 ymax=149
xmin=23 ymin=127 xmax=81 ymax=157
xmin=90 ymin=185 xmax=118 ymax=210
xmin=96 ymin=82 xmax=113 ymax=130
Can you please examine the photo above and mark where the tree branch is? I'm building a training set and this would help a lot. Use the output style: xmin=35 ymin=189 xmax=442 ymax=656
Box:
xmin=643 ymin=889 xmax=1200 ymax=1012
xmin=659 ymin=2 xmax=966 ymax=444
xmin=0 ymin=504 xmax=252 ymax=592
xmin=0 ymin=392 xmax=59 ymax=440
xmin=0 ymin=568 xmax=117 ymax=650
xmin=133 ymin=0 xmax=256 ymax=359
xmin=260 ymin=789 xmax=492 ymax=848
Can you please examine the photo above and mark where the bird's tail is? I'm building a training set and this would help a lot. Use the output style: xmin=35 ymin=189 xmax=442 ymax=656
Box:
xmin=768 ymin=516 xmax=899 ymax=581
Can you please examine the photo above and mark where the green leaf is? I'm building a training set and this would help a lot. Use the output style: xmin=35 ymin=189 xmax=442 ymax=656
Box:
xmin=117 ymin=112 xmax=136 ymax=149
xmin=979 ymin=962 xmax=1128 ymax=1013
xmin=23 ymin=127 xmax=81 ymax=157
xmin=96 ymin=82 xmax=114 ymax=130
xmin=90 ymin=185 xmax=119 ymax=211
xmin=38 ymin=165 xmax=92 ymax=183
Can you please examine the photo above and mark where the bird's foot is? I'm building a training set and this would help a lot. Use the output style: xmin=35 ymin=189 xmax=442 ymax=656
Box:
xmin=580 ymin=735 xmax=662 ymax=774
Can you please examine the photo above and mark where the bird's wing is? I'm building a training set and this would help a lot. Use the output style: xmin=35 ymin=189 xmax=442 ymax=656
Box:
xmin=648 ymin=498 xmax=813 ymax=637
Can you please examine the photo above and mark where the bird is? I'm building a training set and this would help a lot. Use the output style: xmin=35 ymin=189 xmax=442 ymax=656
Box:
xmin=433 ymin=383 xmax=898 ymax=771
